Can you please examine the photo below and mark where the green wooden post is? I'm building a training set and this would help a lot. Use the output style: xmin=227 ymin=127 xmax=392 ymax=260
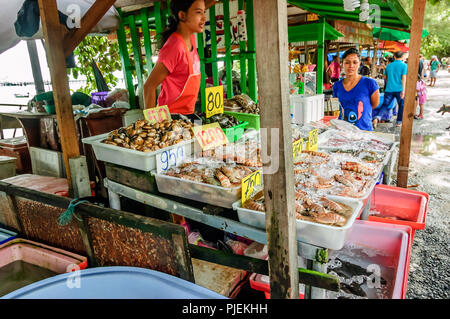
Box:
xmin=238 ymin=0 xmax=247 ymax=95
xmin=246 ymin=0 xmax=257 ymax=102
xmin=129 ymin=15 xmax=144 ymax=99
xmin=197 ymin=33 xmax=207 ymax=112
xmin=317 ymin=17 xmax=325 ymax=94
xmin=117 ymin=12 xmax=136 ymax=109
xmin=141 ymin=8 xmax=154 ymax=76
xmin=223 ymin=0 xmax=233 ymax=99
xmin=209 ymin=5 xmax=219 ymax=86
xmin=154 ymin=1 xmax=164 ymax=47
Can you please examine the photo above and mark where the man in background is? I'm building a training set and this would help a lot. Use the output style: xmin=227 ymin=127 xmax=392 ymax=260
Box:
xmin=373 ymin=51 xmax=407 ymax=128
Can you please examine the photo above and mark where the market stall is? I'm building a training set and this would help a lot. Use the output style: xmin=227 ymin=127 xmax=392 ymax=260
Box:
xmin=0 ymin=0 xmax=430 ymax=300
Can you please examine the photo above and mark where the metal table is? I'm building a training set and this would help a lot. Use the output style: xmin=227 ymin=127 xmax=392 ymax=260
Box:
xmin=104 ymin=178 xmax=330 ymax=299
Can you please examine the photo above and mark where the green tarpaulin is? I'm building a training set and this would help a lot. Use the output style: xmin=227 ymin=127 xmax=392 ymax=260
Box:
xmin=288 ymin=22 xmax=344 ymax=43
xmin=373 ymin=27 xmax=429 ymax=41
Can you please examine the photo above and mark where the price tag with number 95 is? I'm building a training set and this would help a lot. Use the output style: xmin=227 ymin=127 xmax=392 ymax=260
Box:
xmin=156 ymin=145 xmax=185 ymax=174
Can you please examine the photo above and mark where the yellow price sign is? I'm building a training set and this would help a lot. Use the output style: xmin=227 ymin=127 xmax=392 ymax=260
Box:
xmin=205 ymin=85 xmax=224 ymax=118
xmin=143 ymin=105 xmax=172 ymax=124
xmin=307 ymin=128 xmax=318 ymax=151
xmin=293 ymin=138 xmax=304 ymax=159
xmin=241 ymin=170 xmax=262 ymax=205
xmin=192 ymin=122 xmax=229 ymax=151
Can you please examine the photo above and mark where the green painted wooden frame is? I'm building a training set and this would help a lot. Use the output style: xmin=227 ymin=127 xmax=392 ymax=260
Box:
xmin=116 ymin=0 xmax=258 ymax=111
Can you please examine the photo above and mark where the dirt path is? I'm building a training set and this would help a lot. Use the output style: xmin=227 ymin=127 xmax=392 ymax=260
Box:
xmin=375 ymin=71 xmax=450 ymax=299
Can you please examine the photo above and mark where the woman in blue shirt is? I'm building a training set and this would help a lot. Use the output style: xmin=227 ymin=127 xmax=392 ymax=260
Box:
xmin=333 ymin=48 xmax=380 ymax=131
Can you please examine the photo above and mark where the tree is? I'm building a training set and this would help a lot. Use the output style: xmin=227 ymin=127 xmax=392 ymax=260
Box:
xmin=68 ymin=35 xmax=122 ymax=95
xmin=400 ymin=0 xmax=450 ymax=58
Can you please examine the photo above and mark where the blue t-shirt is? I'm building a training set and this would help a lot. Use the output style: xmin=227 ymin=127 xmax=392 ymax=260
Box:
xmin=333 ymin=76 xmax=379 ymax=131
xmin=385 ymin=60 xmax=407 ymax=92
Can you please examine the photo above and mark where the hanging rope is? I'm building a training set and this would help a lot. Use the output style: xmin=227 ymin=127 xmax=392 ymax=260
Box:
xmin=58 ymin=198 xmax=89 ymax=226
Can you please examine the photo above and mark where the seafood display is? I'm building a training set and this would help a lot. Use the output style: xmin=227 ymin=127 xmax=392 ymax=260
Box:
xmin=199 ymin=139 xmax=262 ymax=167
xmin=164 ymin=158 xmax=257 ymax=188
xmin=294 ymin=150 xmax=382 ymax=199
xmin=224 ymin=94 xmax=260 ymax=114
xmin=196 ymin=112 xmax=242 ymax=129
xmin=102 ymin=119 xmax=195 ymax=152
xmin=319 ymin=129 xmax=392 ymax=152
xmin=242 ymin=187 xmax=353 ymax=227
xmin=292 ymin=123 xmax=327 ymax=142
xmin=330 ymin=149 xmax=386 ymax=164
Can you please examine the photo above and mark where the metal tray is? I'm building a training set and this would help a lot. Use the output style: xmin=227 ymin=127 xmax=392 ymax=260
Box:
xmin=82 ymin=133 xmax=194 ymax=172
xmin=232 ymin=195 xmax=364 ymax=250
xmin=152 ymin=170 xmax=241 ymax=208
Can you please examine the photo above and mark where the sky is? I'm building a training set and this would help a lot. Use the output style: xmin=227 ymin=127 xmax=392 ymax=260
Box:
xmin=0 ymin=40 xmax=51 ymax=83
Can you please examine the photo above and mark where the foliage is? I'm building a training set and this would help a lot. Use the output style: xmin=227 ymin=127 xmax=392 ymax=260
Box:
xmin=68 ymin=35 xmax=122 ymax=95
xmin=399 ymin=0 xmax=450 ymax=59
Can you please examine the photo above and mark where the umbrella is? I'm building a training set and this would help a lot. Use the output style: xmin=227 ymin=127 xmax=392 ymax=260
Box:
xmin=373 ymin=27 xmax=429 ymax=41
xmin=91 ymin=59 xmax=109 ymax=92
xmin=378 ymin=41 xmax=409 ymax=53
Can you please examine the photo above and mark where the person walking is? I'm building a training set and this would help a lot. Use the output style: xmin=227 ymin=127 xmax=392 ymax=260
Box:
xmin=327 ymin=55 xmax=341 ymax=84
xmin=372 ymin=51 xmax=407 ymax=128
xmin=429 ymin=56 xmax=440 ymax=87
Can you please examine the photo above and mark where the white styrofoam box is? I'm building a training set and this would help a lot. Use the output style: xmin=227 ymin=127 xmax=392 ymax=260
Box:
xmin=0 ymin=156 xmax=16 ymax=179
xmin=290 ymin=94 xmax=325 ymax=124
xmin=29 ymin=147 xmax=66 ymax=178
xmin=122 ymin=109 xmax=144 ymax=127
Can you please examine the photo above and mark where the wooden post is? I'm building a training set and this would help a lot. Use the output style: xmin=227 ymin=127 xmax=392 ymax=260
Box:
xmin=316 ymin=17 xmax=325 ymax=94
xmin=253 ymin=0 xmax=299 ymax=299
xmin=371 ymin=40 xmax=379 ymax=77
xmin=38 ymin=0 xmax=81 ymax=190
xmin=397 ymin=0 xmax=427 ymax=188
xmin=26 ymin=40 xmax=45 ymax=95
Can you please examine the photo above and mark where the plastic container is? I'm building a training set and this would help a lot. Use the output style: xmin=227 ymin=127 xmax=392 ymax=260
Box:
xmin=232 ymin=196 xmax=364 ymax=250
xmin=224 ymin=111 xmax=260 ymax=130
xmin=0 ymin=228 xmax=17 ymax=245
xmin=153 ymin=170 xmax=241 ymax=208
xmin=335 ymin=220 xmax=412 ymax=299
xmin=2 ymin=266 xmax=227 ymax=299
xmin=222 ymin=121 xmax=249 ymax=143
xmin=82 ymin=133 xmax=194 ymax=172
xmin=0 ymin=156 xmax=16 ymax=179
xmin=249 ymin=273 xmax=305 ymax=299
xmin=91 ymin=91 xmax=109 ymax=107
xmin=290 ymin=94 xmax=325 ymax=125
xmin=0 ymin=239 xmax=88 ymax=297
xmin=29 ymin=147 xmax=66 ymax=178
xmin=368 ymin=185 xmax=429 ymax=241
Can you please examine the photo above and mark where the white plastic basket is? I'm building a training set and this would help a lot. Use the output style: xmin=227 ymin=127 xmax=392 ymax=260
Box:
xmin=290 ymin=94 xmax=325 ymax=125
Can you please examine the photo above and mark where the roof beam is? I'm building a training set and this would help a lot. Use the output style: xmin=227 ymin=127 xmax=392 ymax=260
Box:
xmin=63 ymin=0 xmax=117 ymax=57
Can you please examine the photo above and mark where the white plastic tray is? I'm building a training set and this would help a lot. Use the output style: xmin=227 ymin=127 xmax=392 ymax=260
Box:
xmin=82 ymin=133 xmax=194 ymax=172
xmin=152 ymin=170 xmax=241 ymax=208
xmin=232 ymin=195 xmax=364 ymax=250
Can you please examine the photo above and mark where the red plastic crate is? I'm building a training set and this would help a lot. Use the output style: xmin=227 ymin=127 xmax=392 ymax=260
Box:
xmin=368 ymin=185 xmax=429 ymax=241
xmin=249 ymin=273 xmax=305 ymax=299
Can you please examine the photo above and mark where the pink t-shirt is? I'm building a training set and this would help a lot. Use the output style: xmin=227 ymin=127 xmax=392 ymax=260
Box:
xmin=329 ymin=61 xmax=341 ymax=78
xmin=157 ymin=34 xmax=201 ymax=107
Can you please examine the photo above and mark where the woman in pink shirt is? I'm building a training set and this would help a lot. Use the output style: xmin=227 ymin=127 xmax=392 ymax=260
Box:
xmin=144 ymin=0 xmax=206 ymax=115
xmin=327 ymin=55 xmax=341 ymax=83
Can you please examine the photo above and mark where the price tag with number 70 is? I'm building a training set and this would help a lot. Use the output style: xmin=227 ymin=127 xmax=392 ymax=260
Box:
xmin=241 ymin=170 xmax=262 ymax=205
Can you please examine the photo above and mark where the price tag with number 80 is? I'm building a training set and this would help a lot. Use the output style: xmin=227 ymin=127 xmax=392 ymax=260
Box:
xmin=205 ymin=86 xmax=224 ymax=118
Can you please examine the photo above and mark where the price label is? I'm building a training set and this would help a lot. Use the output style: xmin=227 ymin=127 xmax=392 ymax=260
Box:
xmin=192 ymin=123 xmax=229 ymax=150
xmin=143 ymin=105 xmax=172 ymax=124
xmin=293 ymin=138 xmax=304 ymax=159
xmin=205 ymin=86 xmax=224 ymax=118
xmin=307 ymin=128 xmax=318 ymax=151
xmin=156 ymin=145 xmax=185 ymax=174
xmin=241 ymin=170 xmax=262 ymax=205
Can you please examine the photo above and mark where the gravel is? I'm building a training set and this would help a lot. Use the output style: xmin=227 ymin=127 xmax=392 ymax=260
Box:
xmin=374 ymin=71 xmax=450 ymax=299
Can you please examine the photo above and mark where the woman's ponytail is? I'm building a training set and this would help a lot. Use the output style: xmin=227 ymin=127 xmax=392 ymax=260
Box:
xmin=159 ymin=0 xmax=198 ymax=48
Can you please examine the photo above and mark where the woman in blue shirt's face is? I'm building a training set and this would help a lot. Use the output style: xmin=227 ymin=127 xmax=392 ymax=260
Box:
xmin=343 ymin=53 xmax=361 ymax=77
